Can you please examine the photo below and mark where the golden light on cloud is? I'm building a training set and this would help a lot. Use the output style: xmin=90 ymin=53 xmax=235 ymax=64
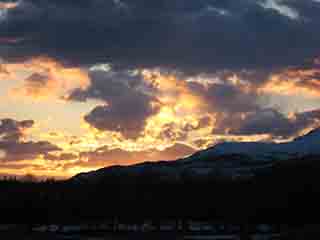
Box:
xmin=260 ymin=68 xmax=320 ymax=98
xmin=66 ymin=70 xmax=216 ymax=157
xmin=0 ymin=63 xmax=9 ymax=76
xmin=2 ymin=62 xmax=320 ymax=179
xmin=142 ymin=69 xmax=207 ymax=110
xmin=0 ymin=1 xmax=18 ymax=10
xmin=2 ymin=57 xmax=90 ymax=100
xmin=140 ymin=70 xmax=214 ymax=149
xmin=213 ymin=133 xmax=272 ymax=143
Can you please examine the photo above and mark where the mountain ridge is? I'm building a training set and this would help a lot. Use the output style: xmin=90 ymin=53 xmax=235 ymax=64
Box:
xmin=72 ymin=128 xmax=320 ymax=182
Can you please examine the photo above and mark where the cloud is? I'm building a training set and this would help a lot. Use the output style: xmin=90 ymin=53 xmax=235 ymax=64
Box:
xmin=185 ymin=75 xmax=262 ymax=134
xmin=0 ymin=63 xmax=9 ymax=75
xmin=183 ymin=71 xmax=320 ymax=139
xmin=0 ymin=141 xmax=61 ymax=161
xmin=71 ymin=67 xmax=320 ymax=144
xmin=260 ymin=64 xmax=320 ymax=98
xmin=0 ymin=1 xmax=18 ymax=10
xmin=0 ymin=118 xmax=61 ymax=161
xmin=68 ymin=68 xmax=160 ymax=139
xmin=66 ymin=143 xmax=196 ymax=169
xmin=1 ymin=0 xmax=320 ymax=72
xmin=231 ymin=108 xmax=320 ymax=139
xmin=0 ymin=1 xmax=18 ymax=24
xmin=66 ymin=69 xmax=215 ymax=161
xmin=138 ymin=70 xmax=214 ymax=145
xmin=158 ymin=116 xmax=212 ymax=143
xmin=1 ymin=0 xmax=320 ymax=177
xmin=259 ymin=0 xmax=300 ymax=20
xmin=194 ymin=82 xmax=259 ymax=114
xmin=0 ymin=118 xmax=34 ymax=142
xmin=43 ymin=152 xmax=78 ymax=161
xmin=0 ymin=37 xmax=22 ymax=43
xmin=6 ymin=57 xmax=90 ymax=100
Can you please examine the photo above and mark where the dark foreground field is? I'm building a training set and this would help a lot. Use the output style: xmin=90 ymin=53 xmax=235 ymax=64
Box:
xmin=0 ymin=227 xmax=319 ymax=240
xmin=0 ymin=232 xmax=312 ymax=240
xmin=0 ymin=232 xmax=183 ymax=240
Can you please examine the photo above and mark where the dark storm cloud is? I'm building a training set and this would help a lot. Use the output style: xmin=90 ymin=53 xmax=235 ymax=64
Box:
xmin=187 ymin=79 xmax=320 ymax=138
xmin=232 ymin=108 xmax=320 ymax=138
xmin=0 ymin=118 xmax=61 ymax=161
xmin=1 ymin=0 xmax=320 ymax=72
xmin=185 ymin=79 xmax=261 ymax=135
xmin=206 ymin=84 xmax=259 ymax=113
xmin=189 ymin=80 xmax=260 ymax=113
xmin=68 ymin=69 xmax=160 ymax=138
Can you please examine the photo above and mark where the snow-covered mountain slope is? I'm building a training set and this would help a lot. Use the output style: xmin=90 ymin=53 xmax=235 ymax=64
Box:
xmin=287 ymin=128 xmax=320 ymax=155
xmin=203 ymin=128 xmax=320 ymax=159
xmin=72 ymin=128 xmax=320 ymax=182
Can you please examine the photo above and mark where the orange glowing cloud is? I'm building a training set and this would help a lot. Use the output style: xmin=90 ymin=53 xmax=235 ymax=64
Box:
xmin=0 ymin=63 xmax=9 ymax=76
xmin=0 ymin=2 xmax=18 ymax=10
xmin=5 ymin=64 xmax=319 ymax=179
xmin=69 ymin=69 xmax=215 ymax=154
xmin=142 ymin=69 xmax=208 ymax=111
xmin=3 ymin=57 xmax=90 ymax=100
xmin=61 ymin=142 xmax=196 ymax=176
xmin=260 ymin=67 xmax=320 ymax=98
xmin=77 ymin=69 xmax=269 ymax=155
xmin=139 ymin=70 xmax=215 ymax=148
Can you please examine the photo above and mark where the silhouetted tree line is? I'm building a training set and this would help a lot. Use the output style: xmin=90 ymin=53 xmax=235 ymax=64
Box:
xmin=0 ymin=156 xmax=320 ymax=225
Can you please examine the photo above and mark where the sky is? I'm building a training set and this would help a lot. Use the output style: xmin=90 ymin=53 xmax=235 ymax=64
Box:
xmin=0 ymin=0 xmax=320 ymax=178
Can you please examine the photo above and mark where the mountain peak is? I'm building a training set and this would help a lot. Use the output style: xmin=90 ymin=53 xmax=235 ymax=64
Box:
xmin=204 ymin=127 xmax=320 ymax=158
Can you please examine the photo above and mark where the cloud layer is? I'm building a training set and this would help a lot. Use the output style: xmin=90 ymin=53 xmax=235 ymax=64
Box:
xmin=1 ymin=0 xmax=320 ymax=72
xmin=0 ymin=118 xmax=61 ymax=162
xmin=1 ymin=0 xmax=320 ymax=178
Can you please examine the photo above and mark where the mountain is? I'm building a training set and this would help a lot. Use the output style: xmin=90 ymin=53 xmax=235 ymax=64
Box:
xmin=209 ymin=128 xmax=320 ymax=158
xmin=1 ymin=129 xmax=320 ymax=222
xmin=73 ymin=128 xmax=320 ymax=182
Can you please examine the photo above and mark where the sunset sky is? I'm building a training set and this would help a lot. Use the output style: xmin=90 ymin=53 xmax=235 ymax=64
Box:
xmin=0 ymin=0 xmax=320 ymax=178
